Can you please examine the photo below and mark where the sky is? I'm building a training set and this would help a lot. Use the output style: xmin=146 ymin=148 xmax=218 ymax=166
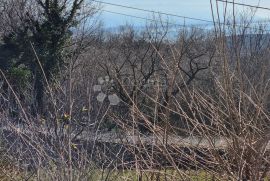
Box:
xmin=97 ymin=0 xmax=270 ymax=28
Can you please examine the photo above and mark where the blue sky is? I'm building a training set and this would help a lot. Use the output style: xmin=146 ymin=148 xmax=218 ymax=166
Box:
xmin=98 ymin=0 xmax=270 ymax=28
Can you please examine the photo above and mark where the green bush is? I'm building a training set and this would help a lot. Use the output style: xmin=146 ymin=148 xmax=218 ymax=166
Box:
xmin=8 ymin=66 xmax=31 ymax=89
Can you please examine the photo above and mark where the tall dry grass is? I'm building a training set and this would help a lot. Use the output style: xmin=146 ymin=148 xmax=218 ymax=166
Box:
xmin=0 ymin=7 xmax=270 ymax=181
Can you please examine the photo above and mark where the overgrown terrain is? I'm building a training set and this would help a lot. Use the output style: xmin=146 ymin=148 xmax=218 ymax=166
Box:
xmin=0 ymin=0 xmax=270 ymax=180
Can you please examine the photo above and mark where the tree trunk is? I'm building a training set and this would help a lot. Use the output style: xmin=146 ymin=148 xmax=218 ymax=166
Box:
xmin=34 ymin=72 xmax=44 ymax=114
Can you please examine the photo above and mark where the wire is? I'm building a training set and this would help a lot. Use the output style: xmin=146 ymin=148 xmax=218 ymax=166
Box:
xmin=96 ymin=0 xmax=270 ymax=25
xmin=101 ymin=10 xmax=211 ymax=31
xmin=93 ymin=0 xmax=214 ymax=23
xmin=217 ymin=0 xmax=270 ymax=11
xmin=102 ymin=9 xmax=270 ymax=33
xmin=96 ymin=1 xmax=270 ymax=33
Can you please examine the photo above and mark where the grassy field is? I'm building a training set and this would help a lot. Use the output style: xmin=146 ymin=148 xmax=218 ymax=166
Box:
xmin=0 ymin=168 xmax=232 ymax=181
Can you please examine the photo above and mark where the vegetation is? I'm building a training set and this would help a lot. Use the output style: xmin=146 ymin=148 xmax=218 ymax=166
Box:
xmin=0 ymin=0 xmax=270 ymax=181
xmin=0 ymin=0 xmax=96 ymax=113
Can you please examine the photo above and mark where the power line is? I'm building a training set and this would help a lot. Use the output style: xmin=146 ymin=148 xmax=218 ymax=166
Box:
xmin=93 ymin=0 xmax=214 ymax=23
xmin=96 ymin=1 xmax=270 ymax=33
xmin=217 ymin=0 xmax=270 ymax=11
xmin=102 ymin=10 xmax=270 ymax=33
xmin=101 ymin=10 xmax=211 ymax=31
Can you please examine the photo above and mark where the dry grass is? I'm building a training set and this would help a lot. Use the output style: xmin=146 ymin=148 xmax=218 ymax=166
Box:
xmin=0 ymin=1 xmax=270 ymax=181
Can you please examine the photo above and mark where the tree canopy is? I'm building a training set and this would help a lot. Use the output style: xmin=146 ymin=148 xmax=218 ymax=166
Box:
xmin=0 ymin=0 xmax=97 ymax=113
